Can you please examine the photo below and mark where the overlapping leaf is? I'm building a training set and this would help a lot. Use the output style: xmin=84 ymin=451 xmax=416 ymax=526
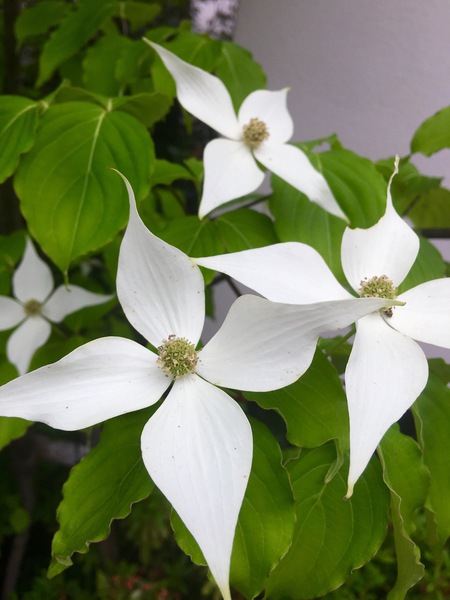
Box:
xmin=0 ymin=96 xmax=39 ymax=183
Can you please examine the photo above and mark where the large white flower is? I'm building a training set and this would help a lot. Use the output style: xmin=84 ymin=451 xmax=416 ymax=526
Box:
xmin=145 ymin=40 xmax=346 ymax=221
xmin=0 ymin=176 xmax=392 ymax=599
xmin=193 ymin=160 xmax=450 ymax=497
xmin=0 ymin=239 xmax=112 ymax=375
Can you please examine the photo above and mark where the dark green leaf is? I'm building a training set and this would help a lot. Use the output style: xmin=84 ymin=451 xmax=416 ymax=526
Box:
xmin=118 ymin=1 xmax=161 ymax=31
xmin=150 ymin=159 xmax=195 ymax=187
xmin=265 ymin=443 xmax=389 ymax=599
xmin=378 ymin=425 xmax=428 ymax=599
xmin=0 ymin=417 xmax=31 ymax=451
xmin=15 ymin=102 xmax=153 ymax=272
xmin=0 ymin=96 xmax=39 ymax=183
xmin=245 ymin=349 xmax=349 ymax=451
xmin=407 ymin=187 xmax=450 ymax=230
xmin=15 ymin=0 xmax=70 ymax=45
xmin=172 ymin=418 xmax=296 ymax=600
xmin=49 ymin=407 xmax=155 ymax=576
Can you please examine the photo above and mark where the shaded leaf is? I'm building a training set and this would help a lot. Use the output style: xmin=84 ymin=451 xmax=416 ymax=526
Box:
xmin=15 ymin=0 xmax=69 ymax=45
xmin=83 ymin=34 xmax=131 ymax=96
xmin=49 ymin=407 xmax=155 ymax=576
xmin=378 ymin=425 xmax=428 ymax=599
xmin=412 ymin=360 xmax=450 ymax=545
xmin=111 ymin=92 xmax=172 ymax=128
xmin=265 ymin=443 xmax=389 ymax=599
xmin=245 ymin=349 xmax=349 ymax=451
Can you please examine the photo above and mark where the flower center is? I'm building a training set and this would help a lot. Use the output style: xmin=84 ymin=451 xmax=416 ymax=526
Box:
xmin=242 ymin=118 xmax=269 ymax=149
xmin=23 ymin=299 xmax=43 ymax=317
xmin=157 ymin=335 xmax=198 ymax=379
xmin=359 ymin=275 xmax=398 ymax=317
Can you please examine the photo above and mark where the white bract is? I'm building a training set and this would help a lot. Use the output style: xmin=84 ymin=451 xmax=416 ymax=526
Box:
xmin=145 ymin=40 xmax=346 ymax=221
xmin=194 ymin=160 xmax=450 ymax=497
xmin=0 ymin=175 xmax=394 ymax=599
xmin=0 ymin=239 xmax=111 ymax=375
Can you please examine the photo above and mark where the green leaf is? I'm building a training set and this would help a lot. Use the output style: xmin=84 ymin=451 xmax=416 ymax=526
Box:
xmin=412 ymin=360 xmax=450 ymax=545
xmin=15 ymin=0 xmax=70 ymax=45
xmin=118 ymin=1 xmax=161 ymax=31
xmin=150 ymin=159 xmax=195 ymax=187
xmin=377 ymin=158 xmax=442 ymax=216
xmin=378 ymin=425 xmax=428 ymax=599
xmin=37 ymin=0 xmax=118 ymax=87
xmin=111 ymin=92 xmax=172 ymax=128
xmin=172 ymin=418 xmax=296 ymax=600
xmin=0 ymin=417 xmax=31 ymax=451
xmin=215 ymin=208 xmax=278 ymax=252
xmin=399 ymin=237 xmax=445 ymax=293
xmin=269 ymin=174 xmax=347 ymax=284
xmin=407 ymin=187 xmax=450 ymax=230
xmin=165 ymin=32 xmax=222 ymax=71
xmin=312 ymin=148 xmax=387 ymax=228
xmin=154 ymin=216 xmax=224 ymax=260
xmin=49 ymin=407 xmax=155 ymax=577
xmin=411 ymin=105 xmax=450 ymax=155
xmin=15 ymin=102 xmax=153 ymax=273
xmin=83 ymin=34 xmax=132 ymax=96
xmin=215 ymin=41 xmax=266 ymax=111
xmin=0 ymin=96 xmax=39 ymax=183
xmin=245 ymin=349 xmax=349 ymax=451
xmin=265 ymin=443 xmax=389 ymax=599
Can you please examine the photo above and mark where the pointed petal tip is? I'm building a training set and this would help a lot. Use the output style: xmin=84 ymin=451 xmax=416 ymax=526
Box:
xmin=344 ymin=484 xmax=354 ymax=500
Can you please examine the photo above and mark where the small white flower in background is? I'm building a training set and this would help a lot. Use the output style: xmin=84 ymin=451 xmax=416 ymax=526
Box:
xmin=0 ymin=239 xmax=112 ymax=375
xmin=145 ymin=40 xmax=346 ymax=221
xmin=193 ymin=158 xmax=450 ymax=497
xmin=0 ymin=174 xmax=391 ymax=600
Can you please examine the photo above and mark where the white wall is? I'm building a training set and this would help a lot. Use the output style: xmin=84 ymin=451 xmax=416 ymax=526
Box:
xmin=234 ymin=0 xmax=450 ymax=180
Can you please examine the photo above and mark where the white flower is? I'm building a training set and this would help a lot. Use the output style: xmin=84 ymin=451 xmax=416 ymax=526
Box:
xmin=0 ymin=239 xmax=112 ymax=375
xmin=145 ymin=40 xmax=346 ymax=221
xmin=193 ymin=159 xmax=450 ymax=497
xmin=0 ymin=175 xmax=391 ymax=599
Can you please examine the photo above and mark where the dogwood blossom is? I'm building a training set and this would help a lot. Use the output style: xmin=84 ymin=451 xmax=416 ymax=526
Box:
xmin=0 ymin=239 xmax=111 ymax=375
xmin=193 ymin=159 xmax=450 ymax=497
xmin=0 ymin=175 xmax=394 ymax=599
xmin=145 ymin=40 xmax=346 ymax=220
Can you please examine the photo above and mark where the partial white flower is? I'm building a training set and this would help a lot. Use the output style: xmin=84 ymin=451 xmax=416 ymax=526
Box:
xmin=0 ymin=239 xmax=112 ymax=375
xmin=145 ymin=40 xmax=346 ymax=221
xmin=0 ymin=176 xmax=392 ymax=599
xmin=193 ymin=159 xmax=450 ymax=497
